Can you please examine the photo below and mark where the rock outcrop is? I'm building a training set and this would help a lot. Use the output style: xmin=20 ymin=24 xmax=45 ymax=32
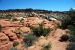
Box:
xmin=0 ymin=17 xmax=69 ymax=50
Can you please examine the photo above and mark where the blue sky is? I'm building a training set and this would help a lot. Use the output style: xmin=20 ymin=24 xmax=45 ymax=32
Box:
xmin=0 ymin=0 xmax=75 ymax=11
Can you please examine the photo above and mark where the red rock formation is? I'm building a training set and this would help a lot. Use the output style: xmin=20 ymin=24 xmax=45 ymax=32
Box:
xmin=20 ymin=27 xmax=31 ymax=33
xmin=0 ymin=32 xmax=9 ymax=45
xmin=0 ymin=17 xmax=69 ymax=50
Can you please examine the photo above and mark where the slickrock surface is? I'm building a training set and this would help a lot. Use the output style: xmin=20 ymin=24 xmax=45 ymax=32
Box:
xmin=20 ymin=27 xmax=31 ymax=33
xmin=0 ymin=32 xmax=12 ymax=50
xmin=24 ymin=17 xmax=43 ymax=27
xmin=48 ymin=29 xmax=69 ymax=50
xmin=0 ymin=32 xmax=9 ymax=45
xmin=0 ymin=17 xmax=69 ymax=50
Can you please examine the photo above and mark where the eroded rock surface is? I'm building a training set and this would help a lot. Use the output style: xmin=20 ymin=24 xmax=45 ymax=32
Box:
xmin=0 ymin=17 xmax=69 ymax=50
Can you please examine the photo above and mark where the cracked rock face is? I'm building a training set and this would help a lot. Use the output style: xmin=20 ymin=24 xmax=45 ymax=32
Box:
xmin=24 ymin=17 xmax=43 ymax=27
xmin=0 ymin=33 xmax=12 ymax=50
xmin=0 ymin=33 xmax=9 ymax=45
xmin=0 ymin=42 xmax=12 ymax=50
xmin=0 ymin=17 xmax=69 ymax=50
xmin=2 ymin=29 xmax=19 ymax=41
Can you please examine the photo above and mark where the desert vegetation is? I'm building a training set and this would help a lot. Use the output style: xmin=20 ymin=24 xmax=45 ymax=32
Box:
xmin=10 ymin=42 xmax=19 ymax=50
xmin=23 ymin=34 xmax=37 ymax=47
xmin=0 ymin=8 xmax=75 ymax=50
xmin=41 ymin=43 xmax=51 ymax=50
xmin=31 ymin=24 xmax=52 ymax=37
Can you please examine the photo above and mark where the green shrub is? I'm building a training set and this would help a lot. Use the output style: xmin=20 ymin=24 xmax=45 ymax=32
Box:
xmin=59 ymin=19 xmax=71 ymax=29
xmin=10 ymin=41 xmax=19 ymax=50
xmin=10 ymin=47 xmax=17 ymax=50
xmin=13 ymin=41 xmax=19 ymax=47
xmin=67 ymin=43 xmax=75 ymax=50
xmin=20 ymin=18 xmax=24 ymax=25
xmin=69 ymin=35 xmax=75 ymax=42
xmin=31 ymin=25 xmax=52 ymax=37
xmin=12 ymin=17 xmax=18 ymax=21
xmin=67 ymin=25 xmax=75 ymax=35
xmin=0 ymin=25 xmax=2 ymax=32
xmin=41 ymin=43 xmax=51 ymax=50
xmin=6 ymin=14 xmax=13 ymax=19
xmin=43 ymin=28 xmax=52 ymax=36
xmin=67 ymin=25 xmax=75 ymax=42
xmin=31 ymin=26 xmax=43 ymax=37
xmin=20 ymin=18 xmax=24 ymax=23
xmin=23 ymin=34 xmax=37 ymax=47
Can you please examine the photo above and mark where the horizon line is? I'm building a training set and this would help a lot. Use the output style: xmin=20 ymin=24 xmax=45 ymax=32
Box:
xmin=0 ymin=8 xmax=70 ymax=11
